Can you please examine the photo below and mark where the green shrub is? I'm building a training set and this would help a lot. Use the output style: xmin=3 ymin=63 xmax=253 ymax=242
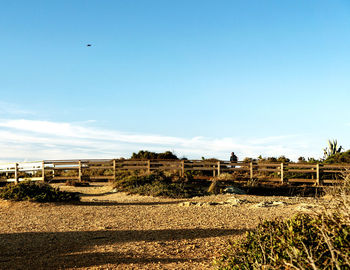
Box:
xmin=324 ymin=149 xmax=350 ymax=164
xmin=114 ymin=172 xmax=164 ymax=189
xmin=65 ymin=180 xmax=90 ymax=187
xmin=214 ymin=212 xmax=350 ymax=269
xmin=215 ymin=172 xmax=350 ymax=269
xmin=0 ymin=181 xmax=80 ymax=202
xmin=130 ymin=150 xmax=178 ymax=160
xmin=114 ymin=171 xmax=207 ymax=198
xmin=130 ymin=181 xmax=193 ymax=198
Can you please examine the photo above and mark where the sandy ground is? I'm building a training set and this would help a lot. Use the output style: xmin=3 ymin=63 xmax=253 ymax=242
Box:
xmin=0 ymin=183 xmax=321 ymax=270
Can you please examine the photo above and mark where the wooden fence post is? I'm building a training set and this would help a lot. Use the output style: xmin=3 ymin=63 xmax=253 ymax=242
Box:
xmin=14 ymin=163 xmax=19 ymax=184
xmin=78 ymin=160 xmax=82 ymax=182
xmin=147 ymin=160 xmax=151 ymax=174
xmin=250 ymin=162 xmax=254 ymax=180
xmin=213 ymin=161 xmax=216 ymax=177
xmin=42 ymin=161 xmax=45 ymax=182
xmin=217 ymin=161 xmax=221 ymax=176
xmin=280 ymin=163 xmax=285 ymax=184
xmin=181 ymin=160 xmax=185 ymax=177
xmin=113 ymin=159 xmax=116 ymax=181
xmin=316 ymin=164 xmax=323 ymax=186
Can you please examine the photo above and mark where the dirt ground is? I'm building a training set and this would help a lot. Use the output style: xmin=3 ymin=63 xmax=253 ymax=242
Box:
xmin=0 ymin=183 xmax=322 ymax=270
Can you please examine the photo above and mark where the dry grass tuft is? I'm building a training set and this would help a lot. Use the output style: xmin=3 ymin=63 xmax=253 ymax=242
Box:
xmin=214 ymin=172 xmax=350 ymax=269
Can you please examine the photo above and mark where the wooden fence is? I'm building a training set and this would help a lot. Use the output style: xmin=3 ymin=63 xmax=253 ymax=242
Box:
xmin=0 ymin=159 xmax=349 ymax=186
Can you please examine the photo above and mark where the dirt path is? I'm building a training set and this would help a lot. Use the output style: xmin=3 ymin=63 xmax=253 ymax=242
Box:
xmin=0 ymin=183 xmax=320 ymax=269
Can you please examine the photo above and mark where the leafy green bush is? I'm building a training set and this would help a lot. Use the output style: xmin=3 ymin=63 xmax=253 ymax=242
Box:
xmin=65 ymin=180 xmax=90 ymax=187
xmin=131 ymin=150 xmax=178 ymax=160
xmin=114 ymin=171 xmax=207 ymax=198
xmin=324 ymin=149 xmax=350 ymax=164
xmin=0 ymin=181 xmax=80 ymax=202
xmin=216 ymin=172 xmax=350 ymax=268
xmin=129 ymin=181 xmax=194 ymax=198
xmin=114 ymin=172 xmax=162 ymax=189
xmin=214 ymin=212 xmax=350 ymax=269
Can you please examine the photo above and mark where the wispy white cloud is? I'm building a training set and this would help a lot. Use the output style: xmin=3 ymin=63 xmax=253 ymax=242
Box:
xmin=0 ymin=119 xmax=321 ymax=162
xmin=0 ymin=102 xmax=35 ymax=116
xmin=246 ymin=135 xmax=299 ymax=145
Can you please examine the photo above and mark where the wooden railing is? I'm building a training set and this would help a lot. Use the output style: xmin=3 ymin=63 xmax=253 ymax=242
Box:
xmin=0 ymin=159 xmax=349 ymax=186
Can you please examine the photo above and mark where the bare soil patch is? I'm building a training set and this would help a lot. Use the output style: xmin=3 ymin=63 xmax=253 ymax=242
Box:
xmin=0 ymin=183 xmax=320 ymax=269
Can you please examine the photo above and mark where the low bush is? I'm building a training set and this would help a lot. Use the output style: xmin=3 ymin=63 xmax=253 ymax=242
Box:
xmin=65 ymin=180 xmax=90 ymax=187
xmin=214 ymin=213 xmax=350 ymax=269
xmin=114 ymin=171 xmax=207 ymax=198
xmin=131 ymin=150 xmax=178 ymax=160
xmin=0 ymin=181 xmax=80 ymax=202
xmin=214 ymin=173 xmax=350 ymax=269
xmin=128 ymin=181 xmax=193 ymax=198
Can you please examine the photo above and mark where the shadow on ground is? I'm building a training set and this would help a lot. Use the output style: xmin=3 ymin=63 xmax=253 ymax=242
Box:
xmin=0 ymin=228 xmax=244 ymax=269
xmin=76 ymin=200 xmax=185 ymax=206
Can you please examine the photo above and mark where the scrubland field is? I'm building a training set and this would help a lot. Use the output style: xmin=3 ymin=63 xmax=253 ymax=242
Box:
xmin=0 ymin=183 xmax=322 ymax=270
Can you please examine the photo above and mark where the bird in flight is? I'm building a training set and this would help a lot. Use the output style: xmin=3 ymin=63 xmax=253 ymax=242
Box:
xmin=86 ymin=44 xmax=92 ymax=47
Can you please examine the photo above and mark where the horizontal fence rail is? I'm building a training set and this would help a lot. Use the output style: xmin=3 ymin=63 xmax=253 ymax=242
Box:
xmin=0 ymin=159 xmax=349 ymax=186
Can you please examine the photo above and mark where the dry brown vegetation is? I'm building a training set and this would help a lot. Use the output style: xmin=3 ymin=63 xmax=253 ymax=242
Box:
xmin=215 ymin=173 xmax=350 ymax=269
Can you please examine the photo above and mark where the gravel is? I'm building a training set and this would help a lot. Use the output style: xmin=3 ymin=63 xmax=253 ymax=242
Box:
xmin=0 ymin=183 xmax=320 ymax=269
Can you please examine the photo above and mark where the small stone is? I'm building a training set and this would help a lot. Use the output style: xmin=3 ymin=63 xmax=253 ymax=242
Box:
xmin=254 ymin=201 xmax=269 ymax=208
xmin=272 ymin=201 xmax=286 ymax=206
xmin=253 ymin=201 xmax=286 ymax=208
xmin=207 ymin=202 xmax=219 ymax=206
xmin=179 ymin=202 xmax=196 ymax=207
xmin=223 ymin=186 xmax=246 ymax=195
xmin=195 ymin=202 xmax=205 ymax=206
xmin=226 ymin=198 xmax=247 ymax=205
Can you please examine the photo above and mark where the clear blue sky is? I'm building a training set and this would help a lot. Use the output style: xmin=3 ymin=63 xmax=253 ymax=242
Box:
xmin=0 ymin=0 xmax=349 ymax=162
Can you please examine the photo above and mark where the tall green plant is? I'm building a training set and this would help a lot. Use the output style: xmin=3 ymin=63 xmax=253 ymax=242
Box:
xmin=323 ymin=139 xmax=343 ymax=159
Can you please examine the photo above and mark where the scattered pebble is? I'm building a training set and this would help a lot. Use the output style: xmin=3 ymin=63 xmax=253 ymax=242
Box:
xmin=252 ymin=201 xmax=287 ymax=208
